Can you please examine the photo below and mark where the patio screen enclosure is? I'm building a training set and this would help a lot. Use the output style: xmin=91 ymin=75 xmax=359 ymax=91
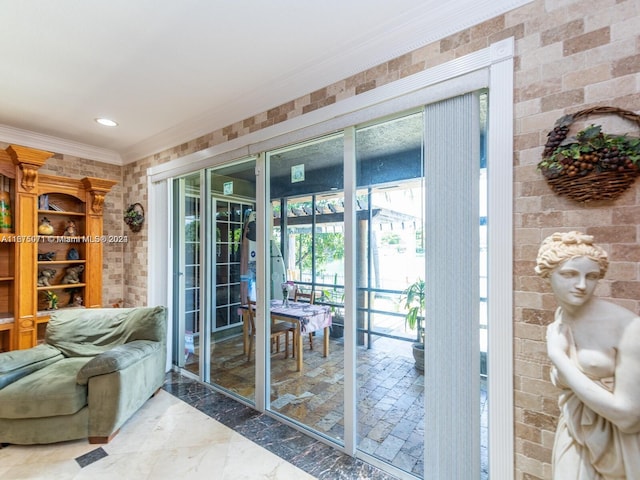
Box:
xmin=171 ymin=92 xmax=487 ymax=479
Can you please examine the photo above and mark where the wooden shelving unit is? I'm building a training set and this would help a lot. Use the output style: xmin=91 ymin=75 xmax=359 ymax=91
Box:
xmin=0 ymin=144 xmax=116 ymax=351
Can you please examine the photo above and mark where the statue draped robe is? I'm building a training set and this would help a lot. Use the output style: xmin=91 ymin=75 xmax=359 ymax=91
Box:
xmin=552 ymin=311 xmax=640 ymax=479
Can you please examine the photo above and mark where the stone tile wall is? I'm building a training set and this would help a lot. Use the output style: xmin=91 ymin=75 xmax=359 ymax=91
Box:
xmin=511 ymin=2 xmax=640 ymax=477
xmin=109 ymin=0 xmax=640 ymax=477
xmin=5 ymin=0 xmax=637 ymax=475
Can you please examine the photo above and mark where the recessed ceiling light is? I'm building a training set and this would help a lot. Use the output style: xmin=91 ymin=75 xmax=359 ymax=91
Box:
xmin=95 ymin=118 xmax=118 ymax=127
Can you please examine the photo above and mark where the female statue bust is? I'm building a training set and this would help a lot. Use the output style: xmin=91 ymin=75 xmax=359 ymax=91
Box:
xmin=535 ymin=231 xmax=640 ymax=478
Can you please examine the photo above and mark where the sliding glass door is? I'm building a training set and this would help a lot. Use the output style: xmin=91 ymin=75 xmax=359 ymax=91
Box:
xmin=170 ymin=92 xmax=489 ymax=479
xmin=173 ymin=172 xmax=203 ymax=377
xmin=266 ymin=134 xmax=346 ymax=443
xmin=352 ymin=112 xmax=426 ymax=476
xmin=206 ymin=160 xmax=257 ymax=399
xmin=173 ymin=160 xmax=257 ymax=402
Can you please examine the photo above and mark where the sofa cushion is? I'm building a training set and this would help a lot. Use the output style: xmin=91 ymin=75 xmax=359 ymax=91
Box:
xmin=0 ymin=344 xmax=63 ymax=389
xmin=124 ymin=306 xmax=167 ymax=343
xmin=0 ymin=357 xmax=90 ymax=419
xmin=76 ymin=340 xmax=161 ymax=385
xmin=45 ymin=306 xmax=166 ymax=357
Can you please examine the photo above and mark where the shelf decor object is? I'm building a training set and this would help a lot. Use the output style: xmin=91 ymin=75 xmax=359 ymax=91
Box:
xmin=537 ymin=106 xmax=640 ymax=202
xmin=0 ymin=144 xmax=117 ymax=351
xmin=44 ymin=290 xmax=58 ymax=310
xmin=124 ymin=202 xmax=144 ymax=232
xmin=0 ymin=175 xmax=12 ymax=233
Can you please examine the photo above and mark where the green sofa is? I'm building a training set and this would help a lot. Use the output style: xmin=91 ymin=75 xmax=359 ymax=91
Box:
xmin=0 ymin=306 xmax=167 ymax=445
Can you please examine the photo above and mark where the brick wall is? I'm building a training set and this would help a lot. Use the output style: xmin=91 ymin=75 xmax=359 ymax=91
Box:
xmin=119 ymin=0 xmax=640 ymax=477
xmin=512 ymin=2 xmax=639 ymax=477
xmin=5 ymin=1 xmax=635 ymax=474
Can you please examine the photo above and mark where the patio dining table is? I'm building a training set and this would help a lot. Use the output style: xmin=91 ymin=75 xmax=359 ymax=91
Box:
xmin=269 ymin=299 xmax=332 ymax=372
xmin=241 ymin=300 xmax=332 ymax=372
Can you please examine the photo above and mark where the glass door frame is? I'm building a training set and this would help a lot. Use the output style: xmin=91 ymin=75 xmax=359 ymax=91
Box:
xmin=171 ymin=171 xmax=210 ymax=380
xmin=149 ymin=37 xmax=515 ymax=479
xmin=172 ymin=176 xmax=188 ymax=370
xmin=253 ymin=152 xmax=267 ymax=411
xmin=200 ymin=170 xmax=212 ymax=383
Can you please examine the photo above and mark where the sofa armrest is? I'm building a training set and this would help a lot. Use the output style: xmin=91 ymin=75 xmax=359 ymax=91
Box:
xmin=76 ymin=340 xmax=160 ymax=385
xmin=0 ymin=344 xmax=63 ymax=389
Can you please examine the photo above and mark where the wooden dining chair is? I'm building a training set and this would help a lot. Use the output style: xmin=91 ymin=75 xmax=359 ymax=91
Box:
xmin=246 ymin=300 xmax=292 ymax=362
xmin=293 ymin=289 xmax=316 ymax=351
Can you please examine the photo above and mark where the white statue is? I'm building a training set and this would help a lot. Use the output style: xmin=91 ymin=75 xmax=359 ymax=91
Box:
xmin=535 ymin=231 xmax=640 ymax=479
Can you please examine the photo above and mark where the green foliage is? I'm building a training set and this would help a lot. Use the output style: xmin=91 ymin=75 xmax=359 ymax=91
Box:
xmin=295 ymin=231 xmax=344 ymax=274
xmin=185 ymin=220 xmax=200 ymax=242
xmin=382 ymin=233 xmax=401 ymax=245
xmin=124 ymin=204 xmax=145 ymax=232
xmin=538 ymin=123 xmax=640 ymax=175
xmin=402 ymin=278 xmax=425 ymax=344
xmin=44 ymin=290 xmax=58 ymax=309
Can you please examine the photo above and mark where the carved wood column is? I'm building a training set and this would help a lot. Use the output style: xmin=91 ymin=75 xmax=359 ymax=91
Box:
xmin=8 ymin=145 xmax=52 ymax=349
xmin=81 ymin=177 xmax=117 ymax=308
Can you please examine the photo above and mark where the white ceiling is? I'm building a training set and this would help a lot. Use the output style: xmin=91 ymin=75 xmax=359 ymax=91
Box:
xmin=0 ymin=1 xmax=528 ymax=164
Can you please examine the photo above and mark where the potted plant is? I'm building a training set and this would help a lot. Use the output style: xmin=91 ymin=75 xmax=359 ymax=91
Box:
xmin=44 ymin=290 xmax=58 ymax=310
xmin=321 ymin=284 xmax=345 ymax=338
xmin=402 ymin=278 xmax=425 ymax=371
xmin=329 ymin=304 xmax=345 ymax=338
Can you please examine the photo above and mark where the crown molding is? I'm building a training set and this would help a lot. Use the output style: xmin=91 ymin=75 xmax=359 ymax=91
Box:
xmin=0 ymin=124 xmax=123 ymax=165
xmin=123 ymin=0 xmax=531 ymax=164
xmin=3 ymin=0 xmax=530 ymax=166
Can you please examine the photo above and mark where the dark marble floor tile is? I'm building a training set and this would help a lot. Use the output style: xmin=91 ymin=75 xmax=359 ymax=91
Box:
xmin=164 ymin=341 xmax=488 ymax=480
xmin=163 ymin=372 xmax=400 ymax=480
xmin=75 ymin=447 xmax=108 ymax=468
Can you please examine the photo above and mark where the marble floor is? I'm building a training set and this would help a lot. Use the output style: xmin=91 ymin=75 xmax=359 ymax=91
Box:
xmin=163 ymin=371 xmax=401 ymax=479
xmin=0 ymin=389 xmax=319 ymax=480
xmin=1 ymin=328 xmax=486 ymax=480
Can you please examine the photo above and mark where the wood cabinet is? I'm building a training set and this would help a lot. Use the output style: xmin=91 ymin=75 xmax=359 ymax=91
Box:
xmin=0 ymin=144 xmax=116 ymax=351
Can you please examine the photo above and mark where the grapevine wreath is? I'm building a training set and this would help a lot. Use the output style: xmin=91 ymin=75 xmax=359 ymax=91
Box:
xmin=538 ymin=106 xmax=640 ymax=202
